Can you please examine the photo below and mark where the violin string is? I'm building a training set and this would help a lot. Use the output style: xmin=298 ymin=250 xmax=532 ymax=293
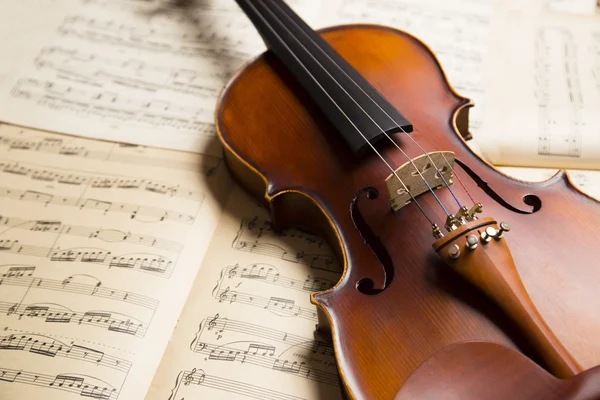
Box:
xmin=239 ymin=0 xmax=435 ymax=225
xmin=413 ymin=128 xmax=477 ymax=204
xmin=268 ymin=0 xmax=465 ymax=210
xmin=254 ymin=0 xmax=451 ymax=217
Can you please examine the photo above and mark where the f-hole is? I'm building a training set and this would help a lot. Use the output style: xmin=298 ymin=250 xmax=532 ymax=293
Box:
xmin=350 ymin=187 xmax=395 ymax=295
xmin=455 ymin=159 xmax=542 ymax=214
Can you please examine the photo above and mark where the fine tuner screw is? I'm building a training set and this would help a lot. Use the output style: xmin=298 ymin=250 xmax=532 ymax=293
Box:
xmin=480 ymin=227 xmax=497 ymax=243
xmin=448 ymin=244 xmax=461 ymax=259
xmin=480 ymin=222 xmax=511 ymax=243
xmin=466 ymin=234 xmax=478 ymax=250
xmin=497 ymin=221 xmax=511 ymax=237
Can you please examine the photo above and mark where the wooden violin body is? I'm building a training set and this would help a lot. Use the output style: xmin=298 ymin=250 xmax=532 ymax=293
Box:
xmin=216 ymin=24 xmax=600 ymax=399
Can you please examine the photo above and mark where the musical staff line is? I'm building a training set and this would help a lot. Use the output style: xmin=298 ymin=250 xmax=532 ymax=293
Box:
xmin=57 ymin=15 xmax=254 ymax=59
xmin=1 ymin=301 xmax=147 ymax=338
xmin=232 ymin=217 xmax=340 ymax=273
xmin=170 ymin=368 xmax=306 ymax=400
xmin=0 ymin=160 xmax=205 ymax=202
xmin=60 ymin=15 xmax=255 ymax=47
xmin=233 ymin=241 xmax=338 ymax=273
xmin=0 ymin=215 xmax=183 ymax=253
xmin=535 ymin=27 xmax=584 ymax=158
xmin=212 ymin=287 xmax=318 ymax=321
xmin=222 ymin=264 xmax=335 ymax=293
xmin=192 ymin=341 xmax=338 ymax=386
xmin=0 ymin=130 xmax=220 ymax=174
xmin=0 ymin=240 xmax=174 ymax=277
xmin=0 ymin=333 xmax=132 ymax=373
xmin=336 ymin=0 xmax=490 ymax=99
xmin=0 ymin=266 xmax=159 ymax=311
xmin=193 ymin=314 xmax=334 ymax=356
xmin=0 ymin=367 xmax=119 ymax=400
xmin=11 ymin=78 xmax=215 ymax=134
xmin=0 ymin=186 xmax=197 ymax=224
xmin=36 ymin=46 xmax=238 ymax=95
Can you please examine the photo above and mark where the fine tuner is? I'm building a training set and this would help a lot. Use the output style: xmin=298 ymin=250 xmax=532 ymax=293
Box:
xmin=432 ymin=217 xmax=581 ymax=379
xmin=383 ymin=150 xmax=485 ymax=239
xmin=220 ymin=0 xmax=600 ymax=398
xmin=441 ymin=219 xmax=510 ymax=258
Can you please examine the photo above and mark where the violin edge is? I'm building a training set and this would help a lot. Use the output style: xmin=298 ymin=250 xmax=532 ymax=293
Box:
xmin=214 ymin=23 xmax=600 ymax=399
xmin=394 ymin=341 xmax=600 ymax=400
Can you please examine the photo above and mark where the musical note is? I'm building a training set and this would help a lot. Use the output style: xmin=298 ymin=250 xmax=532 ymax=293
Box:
xmin=169 ymin=368 xmax=306 ymax=400
xmin=273 ymin=359 xmax=304 ymax=374
xmin=334 ymin=0 xmax=492 ymax=131
xmin=535 ymin=28 xmax=584 ymax=158
xmin=211 ymin=288 xmax=317 ymax=321
xmin=194 ymin=315 xmax=334 ymax=356
xmin=1 ymin=302 xmax=147 ymax=338
xmin=35 ymin=47 xmax=235 ymax=98
xmin=0 ymin=266 xmax=35 ymax=277
xmin=11 ymin=78 xmax=216 ymax=136
xmin=0 ymin=186 xmax=197 ymax=224
xmin=248 ymin=343 xmax=276 ymax=356
xmin=0 ymin=2 xmax=347 ymax=399
xmin=232 ymin=217 xmax=340 ymax=273
xmin=0 ymin=126 xmax=220 ymax=174
xmin=221 ymin=264 xmax=335 ymax=292
xmin=0 ymin=367 xmax=119 ymax=399
xmin=0 ymin=268 xmax=158 ymax=310
xmin=193 ymin=341 xmax=338 ymax=386
xmin=0 ymin=241 xmax=174 ymax=277
xmin=0 ymin=161 xmax=205 ymax=202
xmin=0 ymin=333 xmax=131 ymax=373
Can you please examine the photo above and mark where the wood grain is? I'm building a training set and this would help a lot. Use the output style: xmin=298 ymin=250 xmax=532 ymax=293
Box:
xmin=216 ymin=24 xmax=600 ymax=400
xmin=395 ymin=342 xmax=600 ymax=400
xmin=434 ymin=217 xmax=582 ymax=378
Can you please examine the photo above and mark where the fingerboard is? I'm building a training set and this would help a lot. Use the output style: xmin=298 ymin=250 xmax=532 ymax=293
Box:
xmin=235 ymin=0 xmax=413 ymax=155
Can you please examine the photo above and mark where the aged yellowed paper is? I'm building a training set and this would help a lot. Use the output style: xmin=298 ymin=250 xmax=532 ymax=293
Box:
xmin=0 ymin=123 xmax=231 ymax=399
xmin=146 ymin=186 xmax=343 ymax=400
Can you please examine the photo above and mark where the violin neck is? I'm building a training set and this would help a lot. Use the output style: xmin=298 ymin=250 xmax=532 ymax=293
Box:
xmin=234 ymin=0 xmax=413 ymax=155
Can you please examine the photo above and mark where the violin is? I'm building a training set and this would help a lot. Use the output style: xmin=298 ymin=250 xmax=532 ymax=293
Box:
xmin=216 ymin=1 xmax=600 ymax=398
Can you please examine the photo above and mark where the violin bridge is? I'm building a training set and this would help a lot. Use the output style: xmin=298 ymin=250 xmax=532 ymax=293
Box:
xmin=385 ymin=151 xmax=455 ymax=212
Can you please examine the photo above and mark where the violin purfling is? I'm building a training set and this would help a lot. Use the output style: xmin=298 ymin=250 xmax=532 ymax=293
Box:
xmin=216 ymin=0 xmax=600 ymax=398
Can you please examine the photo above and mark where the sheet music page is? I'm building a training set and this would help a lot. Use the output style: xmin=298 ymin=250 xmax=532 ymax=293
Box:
xmin=323 ymin=0 xmax=496 ymax=134
xmin=145 ymin=186 xmax=344 ymax=400
xmin=0 ymin=0 xmax=323 ymax=153
xmin=0 ymin=123 xmax=231 ymax=399
xmin=476 ymin=10 xmax=600 ymax=170
xmin=497 ymin=166 xmax=600 ymax=200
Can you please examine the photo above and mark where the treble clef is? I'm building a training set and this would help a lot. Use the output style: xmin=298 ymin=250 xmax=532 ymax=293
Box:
xmin=184 ymin=368 xmax=196 ymax=386
xmin=7 ymin=303 xmax=18 ymax=316
xmin=183 ymin=368 xmax=205 ymax=386
xmin=218 ymin=287 xmax=229 ymax=303
xmin=228 ymin=264 xmax=238 ymax=279
xmin=207 ymin=314 xmax=219 ymax=331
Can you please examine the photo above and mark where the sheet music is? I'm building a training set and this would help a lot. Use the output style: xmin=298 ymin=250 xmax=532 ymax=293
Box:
xmin=0 ymin=123 xmax=231 ymax=399
xmin=145 ymin=187 xmax=344 ymax=400
xmin=477 ymin=12 xmax=600 ymax=170
xmin=326 ymin=0 xmax=495 ymax=133
xmin=0 ymin=0 xmax=323 ymax=153
xmin=497 ymin=166 xmax=600 ymax=200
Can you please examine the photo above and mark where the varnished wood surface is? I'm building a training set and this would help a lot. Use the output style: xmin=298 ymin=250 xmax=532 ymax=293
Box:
xmin=216 ymin=25 xmax=600 ymax=399
xmin=434 ymin=217 xmax=582 ymax=378
xmin=395 ymin=342 xmax=600 ymax=400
